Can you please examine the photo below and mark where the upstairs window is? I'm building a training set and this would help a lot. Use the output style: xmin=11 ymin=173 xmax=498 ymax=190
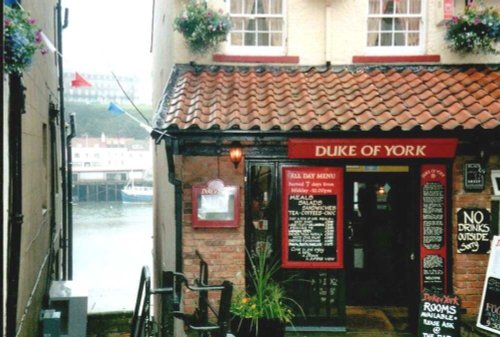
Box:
xmin=228 ymin=0 xmax=285 ymax=54
xmin=367 ymin=0 xmax=424 ymax=54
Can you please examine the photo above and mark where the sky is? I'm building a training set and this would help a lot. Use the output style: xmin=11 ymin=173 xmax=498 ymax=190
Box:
xmin=62 ymin=0 xmax=153 ymax=102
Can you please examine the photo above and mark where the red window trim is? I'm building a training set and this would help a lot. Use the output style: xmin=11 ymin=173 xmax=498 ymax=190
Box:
xmin=352 ymin=55 xmax=441 ymax=63
xmin=213 ymin=54 xmax=300 ymax=64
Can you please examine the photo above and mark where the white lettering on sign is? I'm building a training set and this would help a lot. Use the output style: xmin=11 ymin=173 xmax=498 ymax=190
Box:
xmin=314 ymin=144 xmax=427 ymax=158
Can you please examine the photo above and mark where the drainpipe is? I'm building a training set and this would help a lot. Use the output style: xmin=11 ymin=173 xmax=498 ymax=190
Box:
xmin=56 ymin=1 xmax=70 ymax=280
xmin=6 ymin=72 xmax=26 ymax=337
xmin=66 ymin=114 xmax=76 ymax=280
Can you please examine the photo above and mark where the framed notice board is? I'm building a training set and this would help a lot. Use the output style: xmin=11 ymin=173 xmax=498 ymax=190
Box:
xmin=281 ymin=166 xmax=343 ymax=269
xmin=464 ymin=162 xmax=485 ymax=192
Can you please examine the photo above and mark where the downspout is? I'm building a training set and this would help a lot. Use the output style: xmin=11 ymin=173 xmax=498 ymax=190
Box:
xmin=6 ymin=72 xmax=26 ymax=337
xmin=66 ymin=114 xmax=76 ymax=280
xmin=56 ymin=1 xmax=70 ymax=280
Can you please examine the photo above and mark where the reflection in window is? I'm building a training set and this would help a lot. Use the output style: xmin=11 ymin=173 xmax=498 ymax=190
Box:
xmin=367 ymin=0 xmax=422 ymax=48
xmin=229 ymin=0 xmax=284 ymax=48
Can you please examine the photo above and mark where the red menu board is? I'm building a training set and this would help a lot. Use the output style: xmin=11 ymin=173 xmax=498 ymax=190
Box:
xmin=282 ymin=166 xmax=343 ymax=269
xmin=420 ymin=165 xmax=448 ymax=294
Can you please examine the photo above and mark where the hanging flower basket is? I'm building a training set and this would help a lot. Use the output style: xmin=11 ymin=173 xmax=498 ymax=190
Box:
xmin=3 ymin=5 xmax=47 ymax=74
xmin=445 ymin=2 xmax=500 ymax=54
xmin=174 ymin=1 xmax=231 ymax=55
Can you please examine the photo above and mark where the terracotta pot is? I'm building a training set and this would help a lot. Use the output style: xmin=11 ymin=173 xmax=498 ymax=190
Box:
xmin=230 ymin=316 xmax=286 ymax=337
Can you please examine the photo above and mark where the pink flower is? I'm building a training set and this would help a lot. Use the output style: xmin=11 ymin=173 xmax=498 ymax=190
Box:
xmin=473 ymin=17 xmax=481 ymax=25
xmin=28 ymin=17 xmax=36 ymax=25
xmin=4 ymin=18 xmax=12 ymax=26
xmin=35 ymin=30 xmax=43 ymax=43
xmin=452 ymin=16 xmax=459 ymax=24
xmin=41 ymin=47 xmax=48 ymax=55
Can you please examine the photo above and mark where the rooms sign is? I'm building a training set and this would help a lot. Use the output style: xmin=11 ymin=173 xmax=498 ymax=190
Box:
xmin=288 ymin=138 xmax=458 ymax=159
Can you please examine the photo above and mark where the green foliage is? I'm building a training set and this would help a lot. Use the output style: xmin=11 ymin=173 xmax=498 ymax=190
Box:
xmin=66 ymin=101 xmax=153 ymax=139
xmin=445 ymin=2 xmax=500 ymax=54
xmin=230 ymin=250 xmax=301 ymax=326
xmin=174 ymin=0 xmax=231 ymax=54
xmin=3 ymin=5 xmax=47 ymax=74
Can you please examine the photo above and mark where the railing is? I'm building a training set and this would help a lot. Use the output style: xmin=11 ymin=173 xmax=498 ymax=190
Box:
xmin=131 ymin=266 xmax=153 ymax=337
xmin=131 ymin=251 xmax=233 ymax=337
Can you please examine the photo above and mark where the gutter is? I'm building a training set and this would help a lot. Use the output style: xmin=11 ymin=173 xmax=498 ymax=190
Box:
xmin=66 ymin=114 xmax=76 ymax=280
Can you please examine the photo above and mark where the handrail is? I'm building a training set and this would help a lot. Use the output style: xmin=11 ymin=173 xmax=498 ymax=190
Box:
xmin=131 ymin=266 xmax=152 ymax=337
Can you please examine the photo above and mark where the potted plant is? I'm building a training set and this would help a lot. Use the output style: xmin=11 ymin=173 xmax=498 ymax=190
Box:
xmin=445 ymin=2 xmax=500 ymax=54
xmin=174 ymin=0 xmax=231 ymax=55
xmin=230 ymin=250 xmax=302 ymax=337
xmin=3 ymin=5 xmax=47 ymax=74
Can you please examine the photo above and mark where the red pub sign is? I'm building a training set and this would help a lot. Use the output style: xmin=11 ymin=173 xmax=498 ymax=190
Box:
xmin=282 ymin=166 xmax=344 ymax=269
xmin=288 ymin=138 xmax=458 ymax=159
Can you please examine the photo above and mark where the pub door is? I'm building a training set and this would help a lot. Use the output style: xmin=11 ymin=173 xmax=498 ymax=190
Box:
xmin=344 ymin=167 xmax=419 ymax=331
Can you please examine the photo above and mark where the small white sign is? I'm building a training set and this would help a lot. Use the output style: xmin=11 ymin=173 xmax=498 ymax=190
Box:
xmin=477 ymin=236 xmax=500 ymax=334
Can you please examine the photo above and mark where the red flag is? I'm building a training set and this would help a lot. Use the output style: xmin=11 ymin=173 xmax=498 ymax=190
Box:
xmin=71 ymin=72 xmax=92 ymax=88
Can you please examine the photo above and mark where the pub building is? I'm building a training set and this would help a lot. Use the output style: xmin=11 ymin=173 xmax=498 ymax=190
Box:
xmin=151 ymin=64 xmax=500 ymax=334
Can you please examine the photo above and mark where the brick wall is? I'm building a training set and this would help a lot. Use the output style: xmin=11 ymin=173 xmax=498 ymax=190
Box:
xmin=180 ymin=156 xmax=246 ymax=313
xmin=452 ymin=154 xmax=500 ymax=316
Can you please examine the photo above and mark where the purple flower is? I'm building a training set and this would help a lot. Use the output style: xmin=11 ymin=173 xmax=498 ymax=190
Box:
xmin=40 ymin=47 xmax=48 ymax=55
xmin=28 ymin=17 xmax=36 ymax=25
xmin=35 ymin=30 xmax=42 ymax=43
xmin=473 ymin=17 xmax=481 ymax=25
xmin=207 ymin=11 xmax=213 ymax=17
xmin=452 ymin=16 xmax=459 ymax=24
xmin=4 ymin=18 xmax=12 ymax=26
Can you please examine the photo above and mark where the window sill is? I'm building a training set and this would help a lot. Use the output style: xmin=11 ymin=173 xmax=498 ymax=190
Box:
xmin=352 ymin=55 xmax=441 ymax=63
xmin=213 ymin=54 xmax=300 ymax=64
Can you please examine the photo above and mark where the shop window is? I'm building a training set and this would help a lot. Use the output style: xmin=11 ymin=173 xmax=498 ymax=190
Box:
xmin=367 ymin=0 xmax=424 ymax=54
xmin=228 ymin=0 xmax=285 ymax=55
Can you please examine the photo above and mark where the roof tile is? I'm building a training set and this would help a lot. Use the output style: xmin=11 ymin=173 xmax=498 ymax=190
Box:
xmin=154 ymin=65 xmax=500 ymax=132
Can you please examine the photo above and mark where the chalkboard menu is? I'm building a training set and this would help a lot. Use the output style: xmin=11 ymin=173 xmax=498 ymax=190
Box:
xmin=423 ymin=255 xmax=445 ymax=294
xmin=282 ymin=167 xmax=343 ymax=269
xmin=420 ymin=165 xmax=448 ymax=294
xmin=457 ymin=208 xmax=491 ymax=254
xmin=478 ymin=277 xmax=500 ymax=333
xmin=422 ymin=181 xmax=445 ymax=249
xmin=418 ymin=293 xmax=461 ymax=337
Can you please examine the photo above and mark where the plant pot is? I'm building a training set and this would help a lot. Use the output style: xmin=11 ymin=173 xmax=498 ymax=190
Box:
xmin=230 ymin=316 xmax=286 ymax=337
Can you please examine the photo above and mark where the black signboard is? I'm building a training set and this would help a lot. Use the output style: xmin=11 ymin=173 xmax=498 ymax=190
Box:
xmin=423 ymin=255 xmax=445 ymax=294
xmin=478 ymin=277 xmax=500 ymax=333
xmin=287 ymin=194 xmax=337 ymax=263
xmin=464 ymin=162 xmax=485 ymax=192
xmin=457 ymin=208 xmax=491 ymax=254
xmin=418 ymin=293 xmax=460 ymax=337
xmin=422 ymin=181 xmax=445 ymax=249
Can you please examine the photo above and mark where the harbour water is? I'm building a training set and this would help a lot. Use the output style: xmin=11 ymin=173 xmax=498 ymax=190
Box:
xmin=73 ymin=201 xmax=153 ymax=313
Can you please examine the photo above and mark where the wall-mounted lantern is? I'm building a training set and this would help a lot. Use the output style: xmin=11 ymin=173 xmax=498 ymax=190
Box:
xmin=229 ymin=141 xmax=243 ymax=168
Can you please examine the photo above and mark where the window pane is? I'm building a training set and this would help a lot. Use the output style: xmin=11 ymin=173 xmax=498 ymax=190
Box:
xmin=381 ymin=18 xmax=393 ymax=31
xmin=231 ymin=18 xmax=245 ymax=31
xmin=244 ymin=0 xmax=255 ymax=14
xmin=270 ymin=32 xmax=282 ymax=46
xmin=231 ymin=0 xmax=243 ymax=14
xmin=394 ymin=33 xmax=405 ymax=45
xmin=232 ymin=32 xmax=243 ymax=45
xmin=396 ymin=0 xmax=408 ymax=14
xmin=381 ymin=32 xmax=392 ymax=46
xmin=408 ymin=32 xmax=419 ymax=46
xmin=383 ymin=0 xmax=395 ymax=14
xmin=256 ymin=0 xmax=266 ymax=14
xmin=409 ymin=0 xmax=421 ymax=14
xmin=268 ymin=18 xmax=282 ymax=31
xmin=269 ymin=0 xmax=282 ymax=14
xmin=368 ymin=18 xmax=380 ymax=31
xmin=367 ymin=32 xmax=379 ymax=46
xmin=407 ymin=18 xmax=420 ymax=31
xmin=257 ymin=32 xmax=270 ymax=46
xmin=369 ymin=0 xmax=381 ymax=14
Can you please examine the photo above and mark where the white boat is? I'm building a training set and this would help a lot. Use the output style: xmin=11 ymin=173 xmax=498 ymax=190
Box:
xmin=121 ymin=182 xmax=153 ymax=203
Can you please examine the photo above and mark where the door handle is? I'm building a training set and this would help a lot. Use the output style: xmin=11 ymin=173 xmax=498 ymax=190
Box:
xmin=410 ymin=253 xmax=415 ymax=261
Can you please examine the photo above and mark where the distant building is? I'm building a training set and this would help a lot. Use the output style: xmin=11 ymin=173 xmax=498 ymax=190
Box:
xmin=72 ymin=135 xmax=152 ymax=201
xmin=64 ymin=72 xmax=137 ymax=104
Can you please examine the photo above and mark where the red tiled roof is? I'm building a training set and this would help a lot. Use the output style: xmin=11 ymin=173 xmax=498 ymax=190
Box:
xmin=154 ymin=65 xmax=500 ymax=132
